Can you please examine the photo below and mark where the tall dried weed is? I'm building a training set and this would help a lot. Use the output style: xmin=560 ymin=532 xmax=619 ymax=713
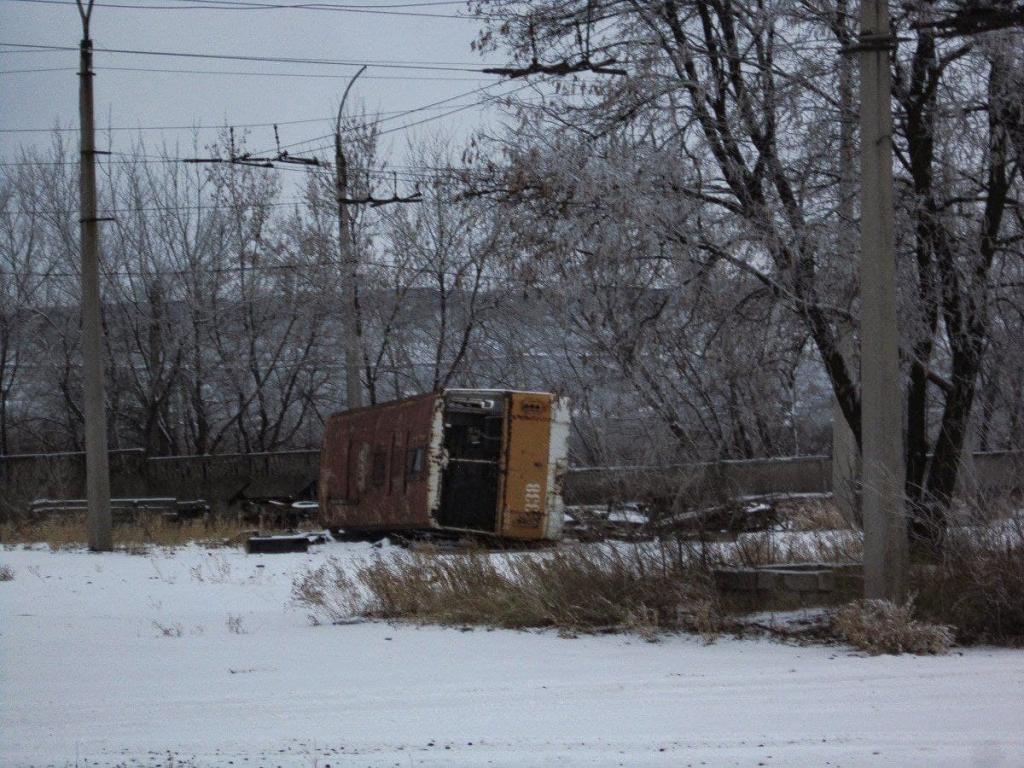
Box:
xmin=831 ymin=599 xmax=953 ymax=655
xmin=292 ymin=543 xmax=720 ymax=639
xmin=912 ymin=516 xmax=1024 ymax=644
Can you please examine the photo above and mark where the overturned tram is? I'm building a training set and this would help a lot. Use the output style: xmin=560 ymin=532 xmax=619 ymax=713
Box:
xmin=317 ymin=389 xmax=571 ymax=541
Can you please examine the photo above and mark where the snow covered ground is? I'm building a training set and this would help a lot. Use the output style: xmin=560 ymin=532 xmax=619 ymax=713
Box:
xmin=1 ymin=542 xmax=1022 ymax=768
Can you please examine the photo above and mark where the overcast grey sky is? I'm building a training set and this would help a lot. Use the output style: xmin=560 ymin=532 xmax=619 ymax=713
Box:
xmin=0 ymin=0 xmax=522 ymax=169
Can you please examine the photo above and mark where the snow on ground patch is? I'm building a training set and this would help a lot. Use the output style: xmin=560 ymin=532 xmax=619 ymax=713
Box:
xmin=1 ymin=544 xmax=1023 ymax=767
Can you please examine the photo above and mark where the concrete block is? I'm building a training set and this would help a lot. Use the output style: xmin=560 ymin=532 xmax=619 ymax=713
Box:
xmin=716 ymin=569 xmax=759 ymax=592
xmin=246 ymin=535 xmax=310 ymax=554
xmin=757 ymin=570 xmax=781 ymax=590
xmin=782 ymin=570 xmax=825 ymax=592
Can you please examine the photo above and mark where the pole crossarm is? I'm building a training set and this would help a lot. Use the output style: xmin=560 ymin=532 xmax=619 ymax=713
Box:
xmin=336 ymin=192 xmax=423 ymax=207
xmin=483 ymin=56 xmax=627 ymax=78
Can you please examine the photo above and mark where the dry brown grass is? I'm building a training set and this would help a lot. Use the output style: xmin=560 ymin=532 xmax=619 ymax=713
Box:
xmin=912 ymin=519 xmax=1024 ymax=644
xmin=0 ymin=514 xmax=248 ymax=551
xmin=831 ymin=599 xmax=954 ymax=655
xmin=292 ymin=543 xmax=721 ymax=640
xmin=695 ymin=529 xmax=863 ymax=568
xmin=779 ymin=498 xmax=850 ymax=531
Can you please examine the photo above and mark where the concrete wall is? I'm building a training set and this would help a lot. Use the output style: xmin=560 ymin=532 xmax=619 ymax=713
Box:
xmin=1 ymin=448 xmax=1020 ymax=521
xmin=0 ymin=449 xmax=150 ymax=516
xmin=566 ymin=451 xmax=1023 ymax=506
xmin=0 ymin=449 xmax=320 ymax=519
xmin=143 ymin=451 xmax=320 ymax=505
xmin=566 ymin=456 xmax=834 ymax=505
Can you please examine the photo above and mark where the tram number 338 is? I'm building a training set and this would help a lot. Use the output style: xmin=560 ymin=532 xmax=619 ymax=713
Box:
xmin=523 ymin=482 xmax=543 ymax=514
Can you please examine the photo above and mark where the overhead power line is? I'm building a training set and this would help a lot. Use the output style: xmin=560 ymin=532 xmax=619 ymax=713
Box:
xmin=0 ymin=94 xmax=501 ymax=133
xmin=1 ymin=0 xmax=491 ymax=18
xmin=0 ymin=158 xmax=440 ymax=183
xmin=0 ymin=66 xmax=77 ymax=73
xmin=247 ymin=79 xmax=524 ymax=156
xmin=0 ymin=256 xmax=505 ymax=281
xmin=0 ymin=42 xmax=491 ymax=72
xmin=377 ymin=91 xmax=525 ymax=136
xmin=276 ymin=79 xmax=535 ymax=158
xmin=0 ymin=64 xmax=492 ymax=81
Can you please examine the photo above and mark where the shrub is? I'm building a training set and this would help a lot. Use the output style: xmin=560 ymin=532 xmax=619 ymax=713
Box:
xmin=0 ymin=563 xmax=14 ymax=581
xmin=913 ymin=520 xmax=1024 ymax=644
xmin=831 ymin=599 xmax=953 ymax=655
xmin=292 ymin=543 xmax=720 ymax=639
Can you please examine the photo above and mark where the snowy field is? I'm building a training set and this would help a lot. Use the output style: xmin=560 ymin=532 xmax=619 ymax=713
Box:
xmin=1 ymin=542 xmax=1022 ymax=768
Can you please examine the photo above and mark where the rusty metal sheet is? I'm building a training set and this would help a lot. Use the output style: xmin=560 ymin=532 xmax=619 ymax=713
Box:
xmin=318 ymin=393 xmax=440 ymax=531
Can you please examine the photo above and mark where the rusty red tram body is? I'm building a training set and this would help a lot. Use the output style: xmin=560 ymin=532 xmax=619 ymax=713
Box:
xmin=317 ymin=389 xmax=570 ymax=541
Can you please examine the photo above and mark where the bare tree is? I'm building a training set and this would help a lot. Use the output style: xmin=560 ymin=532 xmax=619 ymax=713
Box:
xmin=473 ymin=0 xmax=1023 ymax=545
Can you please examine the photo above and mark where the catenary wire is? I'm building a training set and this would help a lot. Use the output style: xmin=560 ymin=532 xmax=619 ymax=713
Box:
xmin=0 ymin=42 xmax=492 ymax=72
xmin=0 ymin=65 xmax=493 ymax=81
xmin=1 ymin=0 xmax=494 ymax=19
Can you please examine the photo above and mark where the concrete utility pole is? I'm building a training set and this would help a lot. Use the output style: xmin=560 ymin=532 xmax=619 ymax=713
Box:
xmin=832 ymin=0 xmax=861 ymax=528
xmin=76 ymin=0 xmax=112 ymax=551
xmin=335 ymin=66 xmax=367 ymax=410
xmin=858 ymin=0 xmax=907 ymax=599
